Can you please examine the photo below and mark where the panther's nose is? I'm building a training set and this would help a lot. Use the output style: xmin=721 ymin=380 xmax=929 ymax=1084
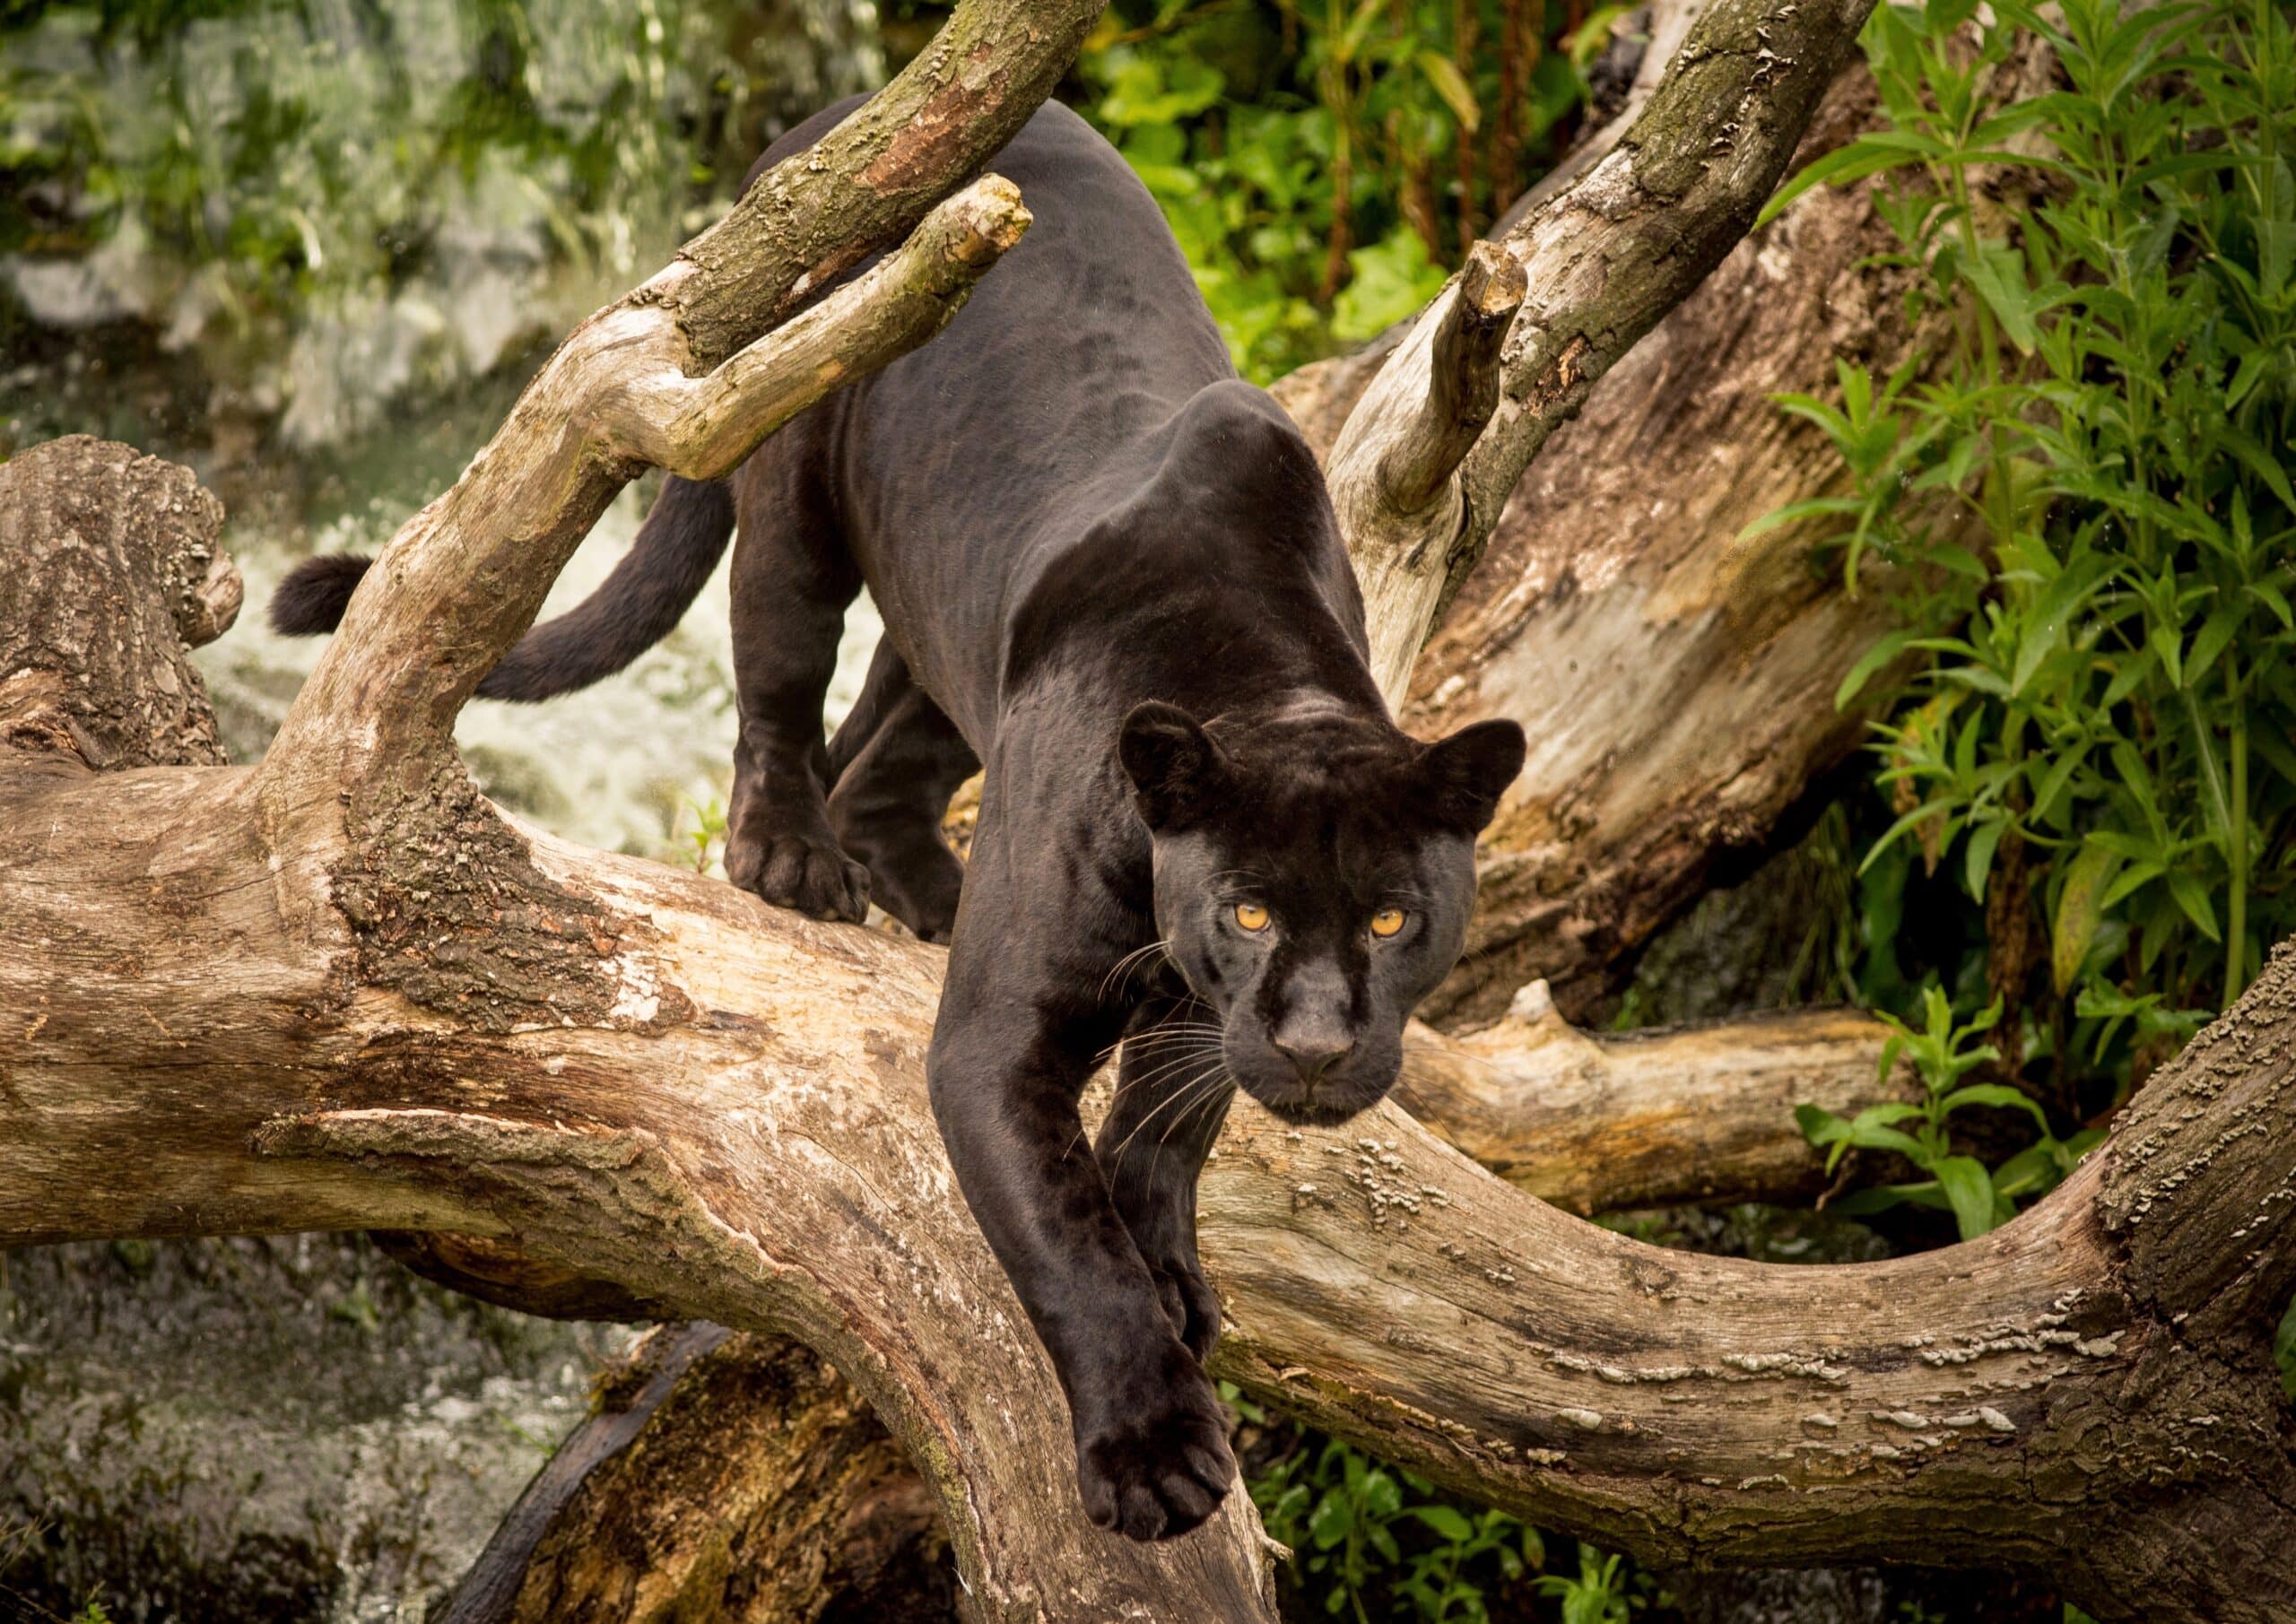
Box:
xmin=1274 ymin=1035 xmax=1353 ymax=1081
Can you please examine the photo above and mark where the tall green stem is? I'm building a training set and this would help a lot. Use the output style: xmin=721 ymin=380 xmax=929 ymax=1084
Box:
xmin=2227 ymin=656 xmax=2250 ymax=1004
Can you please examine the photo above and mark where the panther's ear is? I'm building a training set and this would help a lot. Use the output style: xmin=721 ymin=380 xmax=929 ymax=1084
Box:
xmin=1118 ymin=701 xmax=1224 ymax=829
xmin=1421 ymin=719 xmax=1526 ymax=832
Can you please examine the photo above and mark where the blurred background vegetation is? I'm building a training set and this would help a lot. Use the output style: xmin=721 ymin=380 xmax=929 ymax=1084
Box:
xmin=4 ymin=0 xmax=2293 ymax=1619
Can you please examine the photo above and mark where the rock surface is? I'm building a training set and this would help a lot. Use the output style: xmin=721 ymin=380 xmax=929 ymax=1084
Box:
xmin=0 ymin=1235 xmax=636 ymax=1623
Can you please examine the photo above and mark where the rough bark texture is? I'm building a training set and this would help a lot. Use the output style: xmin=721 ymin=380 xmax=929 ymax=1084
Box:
xmin=437 ymin=1325 xmax=952 ymax=1624
xmin=4 ymin=445 xmax=2293 ymax=1624
xmin=0 ymin=436 xmax=238 ymax=770
xmin=1403 ymin=36 xmax=2056 ymax=1022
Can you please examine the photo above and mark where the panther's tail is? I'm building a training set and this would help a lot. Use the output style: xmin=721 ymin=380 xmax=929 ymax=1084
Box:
xmin=268 ymin=474 xmax=738 ymax=702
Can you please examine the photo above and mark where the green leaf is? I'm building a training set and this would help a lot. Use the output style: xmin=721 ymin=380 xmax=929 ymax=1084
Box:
xmin=2052 ymin=843 xmax=2119 ymax=994
xmin=1331 ymin=230 xmax=1448 ymax=343
xmin=1962 ymin=240 xmax=2040 ymax=353
xmin=1934 ymin=1155 xmax=2002 ymax=1241
xmin=1413 ymin=51 xmax=1480 ymax=132
xmin=2168 ymin=869 xmax=2222 ymax=942
xmin=1837 ymin=630 xmax=1915 ymax=709
xmin=2184 ymin=604 xmax=2244 ymax=692
xmin=1963 ymin=816 xmax=2006 ymax=902
xmin=1410 ymin=1504 xmax=1475 ymax=1541
xmin=1757 ymin=139 xmax=1928 ymax=227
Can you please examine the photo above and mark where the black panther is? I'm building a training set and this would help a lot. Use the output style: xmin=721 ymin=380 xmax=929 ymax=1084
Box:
xmin=275 ymin=98 xmax=1525 ymax=1542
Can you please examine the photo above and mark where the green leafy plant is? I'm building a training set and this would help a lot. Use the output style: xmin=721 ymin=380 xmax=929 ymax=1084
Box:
xmin=1067 ymin=0 xmax=1588 ymax=378
xmin=1253 ymin=1433 xmax=1544 ymax=1622
xmin=1534 ymin=1544 xmax=1635 ymax=1624
xmin=1235 ymin=1381 xmax=1553 ymax=1624
xmin=678 ymin=795 xmax=728 ymax=874
xmin=1799 ymin=988 xmax=2099 ymax=1239
xmin=1762 ymin=0 xmax=2296 ymax=1109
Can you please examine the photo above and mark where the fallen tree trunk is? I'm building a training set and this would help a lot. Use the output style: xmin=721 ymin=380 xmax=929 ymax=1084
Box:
xmin=6 ymin=434 xmax=2294 ymax=1622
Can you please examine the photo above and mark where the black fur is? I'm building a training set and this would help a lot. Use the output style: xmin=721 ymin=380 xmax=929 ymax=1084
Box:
xmin=273 ymin=99 xmax=1525 ymax=1541
xmin=274 ymin=475 xmax=735 ymax=702
xmin=268 ymin=551 xmax=373 ymax=637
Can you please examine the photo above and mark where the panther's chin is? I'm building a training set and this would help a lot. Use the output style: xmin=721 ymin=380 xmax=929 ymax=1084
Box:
xmin=1236 ymin=1078 xmax=1393 ymax=1128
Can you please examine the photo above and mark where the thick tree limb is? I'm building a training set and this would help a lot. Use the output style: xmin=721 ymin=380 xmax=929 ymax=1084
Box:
xmin=1324 ymin=0 xmax=1880 ymax=700
xmin=1396 ymin=985 xmax=1907 ymax=1213
xmin=5 ymin=447 xmax=2294 ymax=1622
xmin=1405 ymin=33 xmax=2058 ymax=1020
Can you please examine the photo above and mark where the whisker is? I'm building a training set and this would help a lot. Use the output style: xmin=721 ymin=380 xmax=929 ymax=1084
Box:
xmin=1098 ymin=938 xmax=1176 ymax=1004
xmin=1152 ymin=1071 xmax=1235 ymax=1158
xmin=1104 ymin=1058 xmax=1229 ymax=1177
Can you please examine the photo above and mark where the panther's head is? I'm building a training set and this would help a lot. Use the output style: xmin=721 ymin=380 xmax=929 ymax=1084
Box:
xmin=1118 ymin=699 xmax=1525 ymax=1124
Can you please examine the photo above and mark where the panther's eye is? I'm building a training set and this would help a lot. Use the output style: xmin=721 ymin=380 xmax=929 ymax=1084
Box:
xmin=1233 ymin=902 xmax=1271 ymax=933
xmin=1370 ymin=908 xmax=1407 ymax=939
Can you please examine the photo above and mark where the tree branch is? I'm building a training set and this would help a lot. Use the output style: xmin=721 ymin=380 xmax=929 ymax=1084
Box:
xmin=1326 ymin=0 xmax=1881 ymax=700
xmin=602 ymin=178 xmax=1031 ymax=482
xmin=22 ymin=0 xmax=2274 ymax=1613
xmin=1396 ymin=985 xmax=1907 ymax=1212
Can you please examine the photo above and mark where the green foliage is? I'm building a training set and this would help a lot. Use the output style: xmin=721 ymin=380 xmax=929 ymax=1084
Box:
xmin=1069 ymin=0 xmax=1588 ymax=379
xmin=679 ymin=795 xmax=728 ymax=874
xmin=1227 ymin=1375 xmax=1672 ymax=1623
xmin=1770 ymin=0 xmax=2296 ymax=1106
xmin=1798 ymin=988 xmax=2100 ymax=1239
xmin=1250 ymin=1429 xmax=1544 ymax=1622
xmin=1534 ymin=1546 xmax=1637 ymax=1624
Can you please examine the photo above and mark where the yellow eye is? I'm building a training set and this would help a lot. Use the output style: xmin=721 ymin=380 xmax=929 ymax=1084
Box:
xmin=1234 ymin=902 xmax=1271 ymax=933
xmin=1370 ymin=908 xmax=1407 ymax=938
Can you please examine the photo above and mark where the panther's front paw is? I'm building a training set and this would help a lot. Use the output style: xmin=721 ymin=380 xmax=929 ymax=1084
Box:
xmin=1148 ymin=1255 xmax=1222 ymax=1365
xmin=726 ymin=828 xmax=872 ymax=924
xmin=1075 ymin=1352 xmax=1235 ymax=1541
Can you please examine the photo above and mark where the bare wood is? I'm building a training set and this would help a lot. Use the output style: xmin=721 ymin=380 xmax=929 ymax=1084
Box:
xmin=0 ymin=450 xmax=2274 ymax=1620
xmin=7 ymin=709 xmax=2295 ymax=1620
xmin=1326 ymin=0 xmax=1881 ymax=701
xmin=1369 ymin=241 xmax=1529 ymax=516
xmin=1404 ymin=36 xmax=2058 ymax=1021
xmin=1396 ymin=984 xmax=1908 ymax=1213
